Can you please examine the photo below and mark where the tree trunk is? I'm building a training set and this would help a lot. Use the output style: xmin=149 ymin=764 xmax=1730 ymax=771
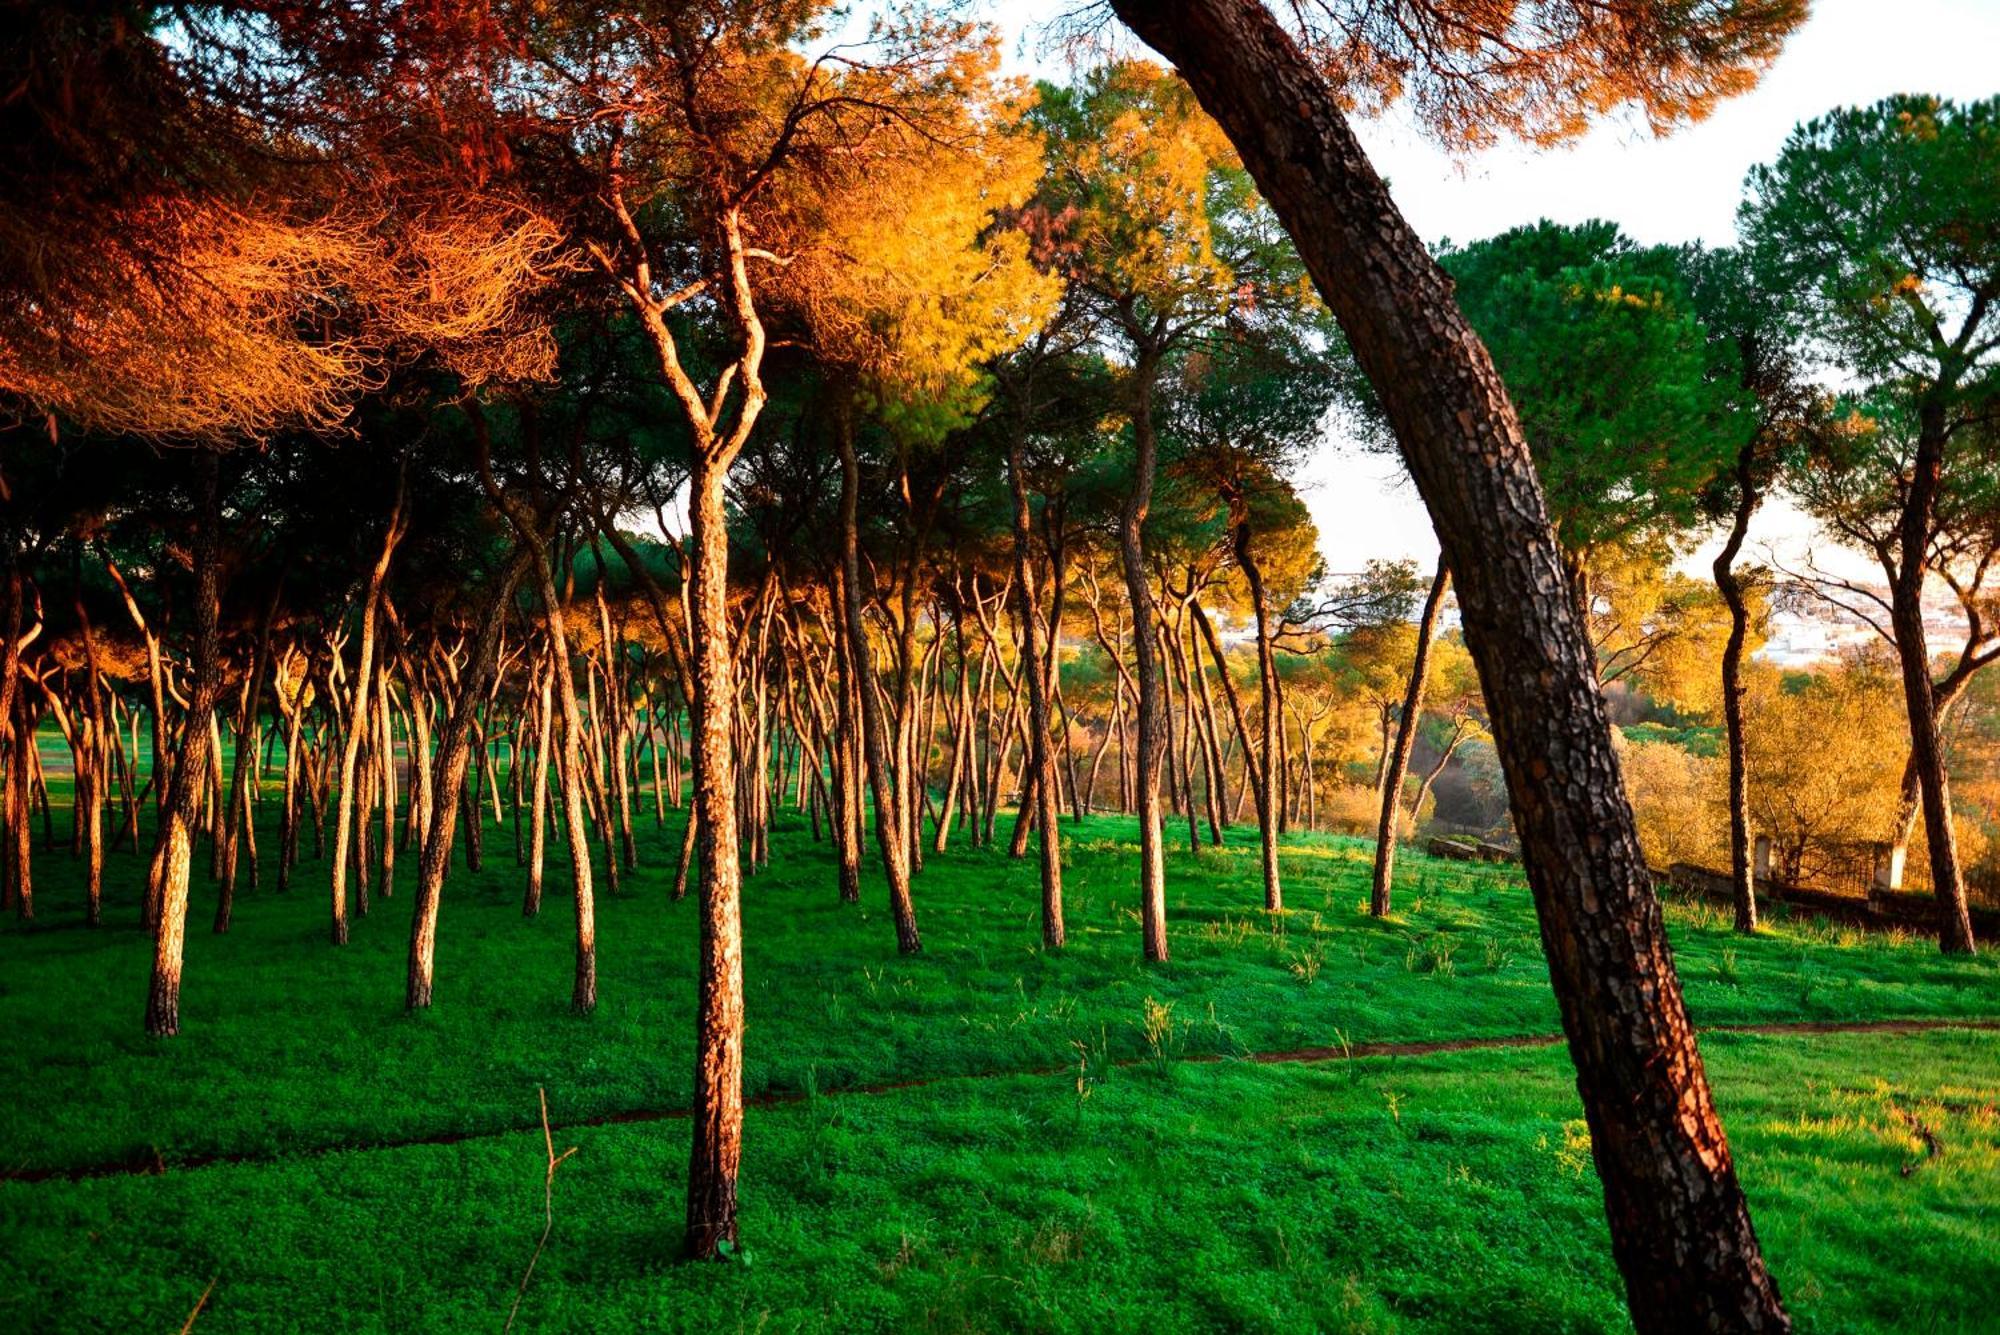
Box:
xmin=330 ymin=488 xmax=405 ymax=945
xmin=1106 ymin=3 xmax=1789 ymax=1328
xmin=406 ymin=556 xmax=526 ymax=1010
xmin=1712 ymin=443 xmax=1760 ymax=933
xmin=1371 ymin=557 xmax=1448 ymax=917
xmin=1008 ymin=437 xmax=1065 ymax=947
xmin=1892 ymin=395 xmax=1975 ymax=953
xmin=525 ymin=664 xmax=552 ymax=916
xmin=146 ymin=451 xmax=224 ymax=1037
xmin=1234 ymin=507 xmax=1284 ymax=911
xmin=684 ymin=449 xmax=746 ymax=1259
xmin=1121 ymin=346 xmax=1170 ymax=962
xmin=837 ymin=412 xmax=921 ymax=954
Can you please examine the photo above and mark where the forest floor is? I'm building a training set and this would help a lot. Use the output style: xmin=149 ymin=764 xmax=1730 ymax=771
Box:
xmin=1 ymin=808 xmax=1996 ymax=1332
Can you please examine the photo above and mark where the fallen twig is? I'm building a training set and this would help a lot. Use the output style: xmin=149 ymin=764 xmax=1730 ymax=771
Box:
xmin=504 ymin=1087 xmax=579 ymax=1334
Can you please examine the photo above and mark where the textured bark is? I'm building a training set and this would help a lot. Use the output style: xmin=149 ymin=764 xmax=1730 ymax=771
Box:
xmin=146 ymin=452 xmax=224 ymax=1038
xmin=1232 ymin=503 xmax=1284 ymax=911
xmin=1107 ymin=2 xmax=1789 ymax=1328
xmin=1712 ymin=445 xmax=1760 ymax=933
xmin=837 ymin=415 xmax=922 ymax=955
xmin=1121 ymin=347 xmax=1170 ymax=962
xmin=1892 ymin=396 xmax=1975 ymax=953
xmin=684 ymin=451 xmax=745 ymax=1258
xmin=1008 ymin=437 xmax=1065 ymax=947
xmin=405 ymin=555 xmax=525 ymax=1009
xmin=1371 ymin=558 xmax=1448 ymax=917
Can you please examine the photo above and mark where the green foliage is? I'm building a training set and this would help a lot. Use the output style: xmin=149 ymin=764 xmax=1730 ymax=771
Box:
xmin=1622 ymin=721 xmax=1724 ymax=758
xmin=1742 ymin=95 xmax=2000 ymax=394
xmin=1441 ymin=220 xmax=1750 ymax=565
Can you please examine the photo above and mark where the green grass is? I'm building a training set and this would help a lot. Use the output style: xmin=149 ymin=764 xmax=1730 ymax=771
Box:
xmin=1 ymin=800 xmax=1996 ymax=1331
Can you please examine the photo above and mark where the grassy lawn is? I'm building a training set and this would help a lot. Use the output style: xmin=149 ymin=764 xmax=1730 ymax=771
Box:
xmin=1 ymin=805 xmax=1996 ymax=1331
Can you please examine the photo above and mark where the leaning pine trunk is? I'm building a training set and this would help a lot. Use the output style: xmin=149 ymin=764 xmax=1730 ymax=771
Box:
xmin=1107 ymin=2 xmax=1790 ymax=1328
xmin=1891 ymin=394 xmax=1976 ymax=953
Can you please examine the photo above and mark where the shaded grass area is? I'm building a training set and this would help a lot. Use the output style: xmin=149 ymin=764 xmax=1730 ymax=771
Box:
xmin=2 ymin=1028 xmax=1994 ymax=1333
xmin=2 ymin=808 xmax=1997 ymax=1177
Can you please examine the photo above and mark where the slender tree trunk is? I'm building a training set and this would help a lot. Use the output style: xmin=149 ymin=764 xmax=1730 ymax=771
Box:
xmin=484 ymin=472 xmax=597 ymax=1013
xmin=1107 ymin=4 xmax=1789 ymax=1328
xmin=526 ymin=664 xmax=552 ymax=916
xmin=1008 ymin=438 xmax=1065 ymax=946
xmin=1712 ymin=444 xmax=1760 ymax=933
xmin=331 ymin=488 xmax=405 ymax=944
xmin=837 ymin=413 xmax=921 ymax=954
xmin=1233 ymin=509 xmax=1284 ymax=912
xmin=146 ymin=452 xmax=224 ymax=1037
xmin=1892 ymin=396 xmax=1976 ymax=953
xmin=1372 ymin=557 xmax=1448 ymax=917
xmin=684 ymin=448 xmax=746 ymax=1259
xmin=406 ymin=557 xmax=526 ymax=1010
xmin=1121 ymin=347 xmax=1170 ymax=962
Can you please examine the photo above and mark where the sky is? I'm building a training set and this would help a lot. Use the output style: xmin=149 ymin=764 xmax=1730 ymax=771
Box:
xmin=986 ymin=0 xmax=2000 ymax=584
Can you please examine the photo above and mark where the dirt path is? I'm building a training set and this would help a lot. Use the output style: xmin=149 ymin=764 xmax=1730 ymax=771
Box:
xmin=8 ymin=1016 xmax=1996 ymax=1185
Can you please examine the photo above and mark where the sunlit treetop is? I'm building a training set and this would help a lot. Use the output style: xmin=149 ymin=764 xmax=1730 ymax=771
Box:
xmin=1741 ymin=94 xmax=2000 ymax=394
xmin=793 ymin=50 xmax=1063 ymax=446
xmin=1024 ymin=59 xmax=1317 ymax=355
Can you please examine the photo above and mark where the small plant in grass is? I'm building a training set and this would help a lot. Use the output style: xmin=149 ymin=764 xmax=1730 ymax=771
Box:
xmin=1714 ymin=947 xmax=1742 ymax=988
xmin=1480 ymin=936 xmax=1513 ymax=972
xmin=1200 ymin=1001 xmax=1246 ymax=1058
xmin=1137 ymin=995 xmax=1184 ymax=1080
xmin=1287 ymin=941 xmax=1326 ymax=986
xmin=1405 ymin=936 xmax=1456 ymax=976
xmin=801 ymin=1065 xmax=843 ymax=1179
xmin=1555 ymin=1118 xmax=1593 ymax=1176
xmin=1071 ymin=1024 xmax=1111 ymax=1122
xmin=1677 ymin=898 xmax=1723 ymax=932
xmin=505 ymin=1088 xmax=579 ymax=1331
xmin=1204 ymin=914 xmax=1254 ymax=948
xmin=1797 ymin=955 xmax=1822 ymax=1008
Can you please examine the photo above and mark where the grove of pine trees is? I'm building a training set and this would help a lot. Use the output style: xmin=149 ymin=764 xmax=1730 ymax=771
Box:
xmin=4 ymin=3 xmax=1997 ymax=1333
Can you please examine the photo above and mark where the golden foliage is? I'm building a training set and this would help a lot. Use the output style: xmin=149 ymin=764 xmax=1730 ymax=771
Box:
xmin=1744 ymin=660 xmax=1905 ymax=882
xmin=1622 ymin=738 xmax=1725 ymax=870
xmin=1281 ymin=0 xmax=1808 ymax=150
xmin=0 ymin=190 xmax=570 ymax=442
xmin=802 ymin=63 xmax=1060 ymax=442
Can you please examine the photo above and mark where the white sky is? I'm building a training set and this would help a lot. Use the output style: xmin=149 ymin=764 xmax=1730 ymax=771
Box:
xmin=986 ymin=0 xmax=2000 ymax=584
